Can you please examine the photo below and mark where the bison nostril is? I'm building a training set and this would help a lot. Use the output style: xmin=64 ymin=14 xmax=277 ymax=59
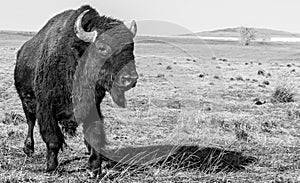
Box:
xmin=132 ymin=81 xmax=137 ymax=88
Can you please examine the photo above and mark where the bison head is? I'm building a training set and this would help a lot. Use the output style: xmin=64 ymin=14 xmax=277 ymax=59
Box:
xmin=72 ymin=10 xmax=138 ymax=122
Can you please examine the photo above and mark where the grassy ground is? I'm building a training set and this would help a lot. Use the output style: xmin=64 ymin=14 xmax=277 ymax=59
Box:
xmin=0 ymin=32 xmax=300 ymax=182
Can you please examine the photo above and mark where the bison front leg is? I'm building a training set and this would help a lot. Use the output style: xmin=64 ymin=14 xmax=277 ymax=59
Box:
xmin=87 ymin=148 xmax=103 ymax=177
xmin=83 ymin=121 xmax=106 ymax=177
xmin=37 ymin=111 xmax=64 ymax=172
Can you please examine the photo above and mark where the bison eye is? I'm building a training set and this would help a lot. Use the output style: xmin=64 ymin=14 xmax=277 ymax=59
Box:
xmin=96 ymin=42 xmax=111 ymax=56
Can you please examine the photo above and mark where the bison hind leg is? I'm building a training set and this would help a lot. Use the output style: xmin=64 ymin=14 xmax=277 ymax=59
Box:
xmin=20 ymin=94 xmax=37 ymax=157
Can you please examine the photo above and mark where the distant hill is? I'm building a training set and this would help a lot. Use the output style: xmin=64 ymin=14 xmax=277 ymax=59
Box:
xmin=137 ymin=20 xmax=193 ymax=36
xmin=1 ymin=26 xmax=300 ymax=40
xmin=0 ymin=30 xmax=36 ymax=37
xmin=0 ymin=21 xmax=193 ymax=37
xmin=181 ymin=27 xmax=300 ymax=38
xmin=0 ymin=30 xmax=36 ymax=40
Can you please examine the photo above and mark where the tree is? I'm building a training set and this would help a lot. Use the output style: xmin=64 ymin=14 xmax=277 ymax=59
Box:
xmin=239 ymin=27 xmax=256 ymax=46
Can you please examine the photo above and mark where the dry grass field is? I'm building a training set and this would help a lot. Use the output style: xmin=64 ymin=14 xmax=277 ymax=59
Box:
xmin=0 ymin=31 xmax=299 ymax=182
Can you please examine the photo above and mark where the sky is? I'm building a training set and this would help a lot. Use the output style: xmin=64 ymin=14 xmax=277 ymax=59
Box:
xmin=1 ymin=0 xmax=300 ymax=34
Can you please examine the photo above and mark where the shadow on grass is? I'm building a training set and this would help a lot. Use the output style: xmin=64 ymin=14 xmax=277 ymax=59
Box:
xmin=1 ymin=143 xmax=257 ymax=176
xmin=101 ymin=145 xmax=257 ymax=173
xmin=51 ymin=145 xmax=254 ymax=176
xmin=52 ymin=145 xmax=258 ymax=182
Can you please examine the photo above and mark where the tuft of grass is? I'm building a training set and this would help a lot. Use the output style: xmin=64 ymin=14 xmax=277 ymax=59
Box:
xmin=271 ymin=85 xmax=295 ymax=103
xmin=198 ymin=73 xmax=205 ymax=78
xmin=166 ymin=65 xmax=172 ymax=70
xmin=1 ymin=112 xmax=25 ymax=125
xmin=236 ymin=76 xmax=244 ymax=81
xmin=257 ymin=70 xmax=265 ymax=76
xmin=213 ymin=76 xmax=220 ymax=79
xmin=157 ymin=74 xmax=165 ymax=78
xmin=258 ymin=84 xmax=266 ymax=88
xmin=234 ymin=121 xmax=250 ymax=141
xmin=262 ymin=81 xmax=270 ymax=85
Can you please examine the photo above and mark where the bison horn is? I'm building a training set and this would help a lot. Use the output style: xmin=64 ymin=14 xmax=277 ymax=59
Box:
xmin=74 ymin=10 xmax=98 ymax=42
xmin=125 ymin=20 xmax=137 ymax=38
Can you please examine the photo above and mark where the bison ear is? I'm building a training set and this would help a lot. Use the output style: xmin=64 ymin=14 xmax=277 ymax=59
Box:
xmin=125 ymin=20 xmax=137 ymax=38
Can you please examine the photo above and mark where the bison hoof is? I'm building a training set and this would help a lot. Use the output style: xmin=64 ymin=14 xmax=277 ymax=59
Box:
xmin=87 ymin=168 xmax=105 ymax=179
xmin=23 ymin=139 xmax=34 ymax=156
xmin=88 ymin=157 xmax=103 ymax=178
xmin=46 ymin=146 xmax=59 ymax=172
xmin=46 ymin=158 xmax=58 ymax=172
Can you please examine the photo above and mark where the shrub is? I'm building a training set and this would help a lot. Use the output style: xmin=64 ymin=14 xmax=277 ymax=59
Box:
xmin=1 ymin=112 xmax=25 ymax=125
xmin=257 ymin=70 xmax=265 ymax=76
xmin=271 ymin=85 xmax=295 ymax=103
xmin=157 ymin=74 xmax=165 ymax=78
xmin=166 ymin=65 xmax=172 ymax=70
xmin=236 ymin=76 xmax=244 ymax=81
xmin=258 ymin=84 xmax=266 ymax=88
xmin=263 ymin=81 xmax=270 ymax=85
xmin=198 ymin=73 xmax=205 ymax=78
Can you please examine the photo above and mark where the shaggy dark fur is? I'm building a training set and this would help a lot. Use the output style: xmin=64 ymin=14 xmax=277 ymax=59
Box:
xmin=14 ymin=5 xmax=136 ymax=174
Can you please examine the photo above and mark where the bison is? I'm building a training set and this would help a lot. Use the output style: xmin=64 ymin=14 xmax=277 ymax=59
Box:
xmin=14 ymin=5 xmax=138 ymax=176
